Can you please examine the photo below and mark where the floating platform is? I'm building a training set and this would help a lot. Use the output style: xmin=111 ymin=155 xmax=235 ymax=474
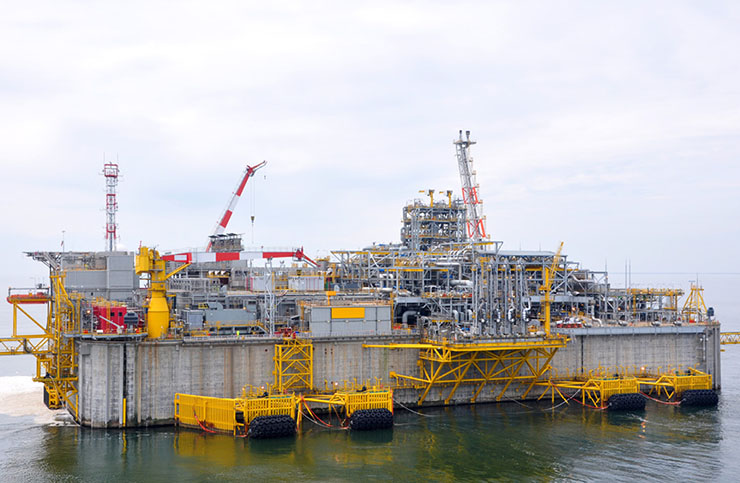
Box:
xmin=74 ymin=324 xmax=720 ymax=428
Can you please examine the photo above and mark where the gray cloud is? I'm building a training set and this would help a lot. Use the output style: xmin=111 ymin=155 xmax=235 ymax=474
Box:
xmin=1 ymin=0 xmax=739 ymax=283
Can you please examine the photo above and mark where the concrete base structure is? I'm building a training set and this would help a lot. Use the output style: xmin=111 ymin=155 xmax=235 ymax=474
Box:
xmin=75 ymin=325 xmax=721 ymax=428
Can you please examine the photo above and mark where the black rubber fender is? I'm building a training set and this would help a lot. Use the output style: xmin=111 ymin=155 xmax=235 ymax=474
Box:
xmin=248 ymin=415 xmax=296 ymax=439
xmin=607 ymin=393 xmax=646 ymax=411
xmin=349 ymin=408 xmax=393 ymax=430
xmin=681 ymin=389 xmax=719 ymax=407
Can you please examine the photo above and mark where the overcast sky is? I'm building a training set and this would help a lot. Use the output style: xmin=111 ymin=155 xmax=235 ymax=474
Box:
xmin=1 ymin=0 xmax=739 ymax=291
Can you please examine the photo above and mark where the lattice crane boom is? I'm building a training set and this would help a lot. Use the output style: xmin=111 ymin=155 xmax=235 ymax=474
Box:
xmin=454 ymin=130 xmax=486 ymax=241
xmin=541 ymin=241 xmax=564 ymax=337
xmin=207 ymin=161 xmax=267 ymax=251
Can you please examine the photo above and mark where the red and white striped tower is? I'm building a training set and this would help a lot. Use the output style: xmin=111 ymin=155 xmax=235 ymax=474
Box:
xmin=206 ymin=161 xmax=266 ymax=251
xmin=103 ymin=162 xmax=120 ymax=252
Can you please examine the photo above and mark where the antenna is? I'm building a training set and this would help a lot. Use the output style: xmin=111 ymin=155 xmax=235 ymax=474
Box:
xmin=102 ymin=162 xmax=120 ymax=252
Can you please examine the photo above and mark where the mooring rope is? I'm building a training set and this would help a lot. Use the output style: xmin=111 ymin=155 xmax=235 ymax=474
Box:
xmin=639 ymin=391 xmax=681 ymax=406
xmin=571 ymin=398 xmax=607 ymax=410
xmin=392 ymin=398 xmax=437 ymax=417
xmin=193 ymin=410 xmax=218 ymax=434
xmin=542 ymin=390 xmax=580 ymax=411
xmin=302 ymin=403 xmax=349 ymax=430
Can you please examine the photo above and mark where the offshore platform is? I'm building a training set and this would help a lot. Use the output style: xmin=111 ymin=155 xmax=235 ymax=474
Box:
xmin=0 ymin=132 xmax=726 ymax=437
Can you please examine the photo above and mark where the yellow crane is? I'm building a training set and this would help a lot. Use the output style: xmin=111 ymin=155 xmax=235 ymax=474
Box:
xmin=540 ymin=242 xmax=564 ymax=337
xmin=135 ymin=246 xmax=191 ymax=338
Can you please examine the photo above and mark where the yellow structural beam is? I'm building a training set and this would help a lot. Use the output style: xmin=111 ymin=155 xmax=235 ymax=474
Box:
xmin=681 ymin=283 xmax=708 ymax=323
xmin=273 ymin=338 xmax=314 ymax=393
xmin=540 ymin=241 xmax=564 ymax=337
xmin=367 ymin=338 xmax=566 ymax=405
xmin=538 ymin=377 xmax=639 ymax=407
xmin=302 ymin=388 xmax=393 ymax=416
xmin=721 ymin=332 xmax=740 ymax=345
xmin=638 ymin=368 xmax=712 ymax=399
xmin=2 ymin=273 xmax=81 ymax=416
xmin=0 ymin=335 xmax=50 ymax=356
xmin=536 ymin=367 xmax=712 ymax=406
xmin=364 ymin=336 xmax=566 ymax=352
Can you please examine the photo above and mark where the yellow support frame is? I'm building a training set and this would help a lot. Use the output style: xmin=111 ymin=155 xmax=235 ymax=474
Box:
xmin=1 ymin=272 xmax=80 ymax=416
xmin=538 ymin=377 xmax=639 ymax=407
xmin=175 ymin=393 xmax=240 ymax=434
xmin=303 ymin=388 xmax=393 ymax=416
xmin=721 ymin=332 xmax=740 ymax=345
xmin=537 ymin=367 xmax=713 ymax=406
xmin=681 ymin=284 xmax=708 ymax=322
xmin=39 ymin=273 xmax=80 ymax=415
xmin=366 ymin=338 xmax=566 ymax=405
xmin=237 ymin=394 xmax=297 ymax=423
xmin=637 ymin=368 xmax=712 ymax=399
xmin=540 ymin=242 xmax=564 ymax=336
xmin=174 ymin=388 xmax=391 ymax=436
xmin=273 ymin=338 xmax=313 ymax=392
xmin=174 ymin=393 xmax=297 ymax=436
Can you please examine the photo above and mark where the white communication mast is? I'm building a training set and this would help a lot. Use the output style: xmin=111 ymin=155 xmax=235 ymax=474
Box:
xmin=454 ymin=130 xmax=487 ymax=241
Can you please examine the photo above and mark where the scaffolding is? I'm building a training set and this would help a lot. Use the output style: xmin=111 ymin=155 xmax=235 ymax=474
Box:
xmin=682 ymin=284 xmax=708 ymax=323
xmin=1 ymin=273 xmax=80 ymax=414
xmin=366 ymin=337 xmax=566 ymax=405
xmin=273 ymin=337 xmax=314 ymax=392
xmin=401 ymin=191 xmax=466 ymax=251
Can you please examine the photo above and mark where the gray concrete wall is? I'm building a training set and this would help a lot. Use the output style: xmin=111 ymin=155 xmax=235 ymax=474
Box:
xmin=75 ymin=335 xmax=419 ymax=428
xmin=552 ymin=325 xmax=721 ymax=381
xmin=74 ymin=325 xmax=721 ymax=428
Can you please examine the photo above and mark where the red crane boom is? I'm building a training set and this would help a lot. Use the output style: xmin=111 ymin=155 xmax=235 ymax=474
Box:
xmin=206 ymin=161 xmax=267 ymax=251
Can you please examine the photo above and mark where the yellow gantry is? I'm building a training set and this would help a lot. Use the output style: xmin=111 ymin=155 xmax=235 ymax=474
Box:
xmin=540 ymin=241 xmax=564 ymax=337
xmin=273 ymin=337 xmax=314 ymax=392
xmin=1 ymin=273 xmax=80 ymax=415
xmin=365 ymin=337 xmax=567 ymax=405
